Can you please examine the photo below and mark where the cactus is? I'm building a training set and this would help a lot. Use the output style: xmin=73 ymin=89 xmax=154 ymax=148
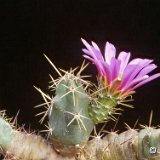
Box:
xmin=0 ymin=112 xmax=13 ymax=150
xmin=79 ymin=127 xmax=160 ymax=160
xmin=47 ymin=71 xmax=94 ymax=155
xmin=0 ymin=39 xmax=160 ymax=160
xmin=88 ymin=81 xmax=133 ymax=124
xmin=1 ymin=110 xmax=160 ymax=159
xmin=0 ymin=111 xmax=71 ymax=160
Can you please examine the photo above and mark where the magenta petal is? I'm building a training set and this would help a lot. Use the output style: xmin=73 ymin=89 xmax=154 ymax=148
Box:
xmin=102 ymin=62 xmax=112 ymax=83
xmin=120 ymin=64 xmax=138 ymax=88
xmin=81 ymin=39 xmax=104 ymax=61
xmin=129 ymin=58 xmax=153 ymax=65
xmin=91 ymin=41 xmax=101 ymax=52
xmin=81 ymin=38 xmax=92 ymax=51
xmin=128 ymin=58 xmax=143 ymax=65
xmin=118 ymin=51 xmax=131 ymax=74
xmin=122 ymin=75 xmax=149 ymax=92
xmin=104 ymin=42 xmax=116 ymax=64
xmin=91 ymin=47 xmax=104 ymax=61
xmin=81 ymin=39 xmax=98 ymax=60
xmin=132 ymin=73 xmax=160 ymax=90
xmin=81 ymin=38 xmax=93 ymax=54
xmin=83 ymin=55 xmax=95 ymax=62
xmin=83 ymin=55 xmax=104 ymax=75
xmin=110 ymin=58 xmax=121 ymax=81
xmin=122 ymin=59 xmax=153 ymax=87
xmin=82 ymin=48 xmax=93 ymax=56
xmin=136 ymin=64 xmax=157 ymax=78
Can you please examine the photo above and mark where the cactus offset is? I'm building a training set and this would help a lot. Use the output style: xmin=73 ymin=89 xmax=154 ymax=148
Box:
xmin=88 ymin=82 xmax=133 ymax=124
xmin=49 ymin=72 xmax=94 ymax=155
xmin=35 ymin=57 xmax=94 ymax=155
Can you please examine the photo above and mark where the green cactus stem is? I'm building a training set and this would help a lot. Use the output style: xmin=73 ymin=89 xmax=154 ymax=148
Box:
xmin=0 ymin=112 xmax=73 ymax=160
xmin=89 ymin=84 xmax=133 ymax=124
xmin=35 ymin=56 xmax=94 ymax=156
xmin=1 ymin=110 xmax=160 ymax=160
xmin=79 ymin=127 xmax=160 ymax=160
xmin=0 ymin=115 xmax=13 ymax=150
xmin=89 ymin=95 xmax=118 ymax=124
xmin=48 ymin=72 xmax=94 ymax=156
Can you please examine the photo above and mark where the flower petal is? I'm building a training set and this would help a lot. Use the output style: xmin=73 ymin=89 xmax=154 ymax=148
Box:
xmin=132 ymin=73 xmax=160 ymax=90
xmin=81 ymin=38 xmax=92 ymax=52
xmin=105 ymin=42 xmax=116 ymax=64
xmin=121 ymin=59 xmax=153 ymax=88
xmin=129 ymin=58 xmax=153 ymax=65
xmin=102 ymin=62 xmax=111 ymax=83
xmin=81 ymin=38 xmax=104 ymax=61
xmin=91 ymin=47 xmax=104 ymax=61
xmin=83 ymin=55 xmax=104 ymax=75
xmin=82 ymin=48 xmax=92 ymax=56
xmin=122 ymin=75 xmax=149 ymax=92
xmin=110 ymin=58 xmax=121 ymax=81
xmin=81 ymin=38 xmax=97 ymax=60
xmin=120 ymin=64 xmax=138 ymax=89
xmin=91 ymin=41 xmax=101 ymax=52
xmin=118 ymin=51 xmax=131 ymax=74
xmin=136 ymin=64 xmax=157 ymax=78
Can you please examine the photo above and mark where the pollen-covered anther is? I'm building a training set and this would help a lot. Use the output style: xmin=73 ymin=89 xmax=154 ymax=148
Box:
xmin=117 ymin=73 xmax=122 ymax=81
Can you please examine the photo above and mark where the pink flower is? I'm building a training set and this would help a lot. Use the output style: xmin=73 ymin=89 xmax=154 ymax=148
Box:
xmin=81 ymin=38 xmax=160 ymax=98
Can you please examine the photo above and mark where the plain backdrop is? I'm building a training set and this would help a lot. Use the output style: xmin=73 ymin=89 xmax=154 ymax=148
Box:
xmin=0 ymin=0 xmax=160 ymax=133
